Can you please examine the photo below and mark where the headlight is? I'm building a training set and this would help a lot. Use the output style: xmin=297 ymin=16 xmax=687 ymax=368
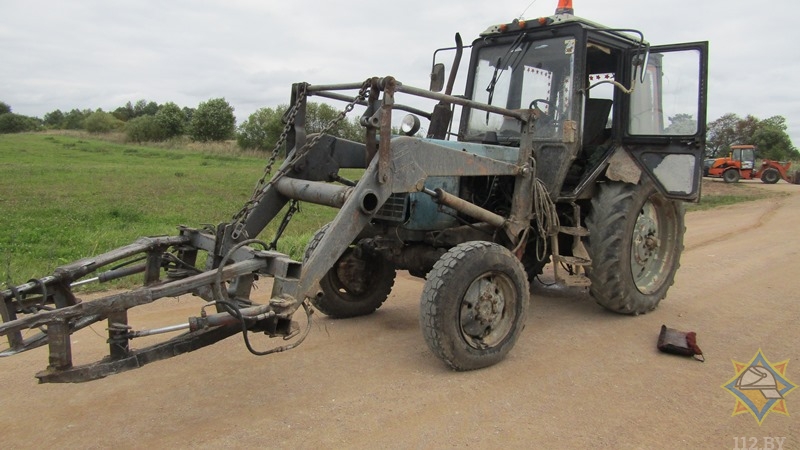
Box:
xmin=400 ymin=114 xmax=421 ymax=136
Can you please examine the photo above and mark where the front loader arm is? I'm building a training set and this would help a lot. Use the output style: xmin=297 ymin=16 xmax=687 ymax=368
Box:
xmin=0 ymin=228 xmax=307 ymax=383
xmin=1 ymin=76 xmax=536 ymax=383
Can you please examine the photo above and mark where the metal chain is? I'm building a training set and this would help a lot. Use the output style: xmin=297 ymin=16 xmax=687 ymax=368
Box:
xmin=230 ymin=78 xmax=372 ymax=240
xmin=231 ymin=84 xmax=308 ymax=226
xmin=268 ymin=200 xmax=300 ymax=250
xmin=286 ymin=79 xmax=372 ymax=170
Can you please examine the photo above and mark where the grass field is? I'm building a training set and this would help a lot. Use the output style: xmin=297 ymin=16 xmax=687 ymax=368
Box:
xmin=0 ymin=133 xmax=339 ymax=288
xmin=0 ymin=132 xmax=775 ymax=290
xmin=687 ymin=181 xmax=777 ymax=211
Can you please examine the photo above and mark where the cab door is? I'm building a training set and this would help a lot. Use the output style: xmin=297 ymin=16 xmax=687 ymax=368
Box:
xmin=622 ymin=42 xmax=709 ymax=200
xmin=738 ymin=147 xmax=756 ymax=170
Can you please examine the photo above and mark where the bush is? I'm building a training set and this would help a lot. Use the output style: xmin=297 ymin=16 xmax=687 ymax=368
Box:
xmin=236 ymin=102 xmax=366 ymax=152
xmin=155 ymin=102 xmax=185 ymax=139
xmin=236 ymin=106 xmax=284 ymax=151
xmin=0 ymin=113 xmax=42 ymax=133
xmin=63 ymin=109 xmax=91 ymax=130
xmin=134 ymin=99 xmax=159 ymax=117
xmin=0 ymin=101 xmax=11 ymax=115
xmin=43 ymin=109 xmax=65 ymax=128
xmin=190 ymin=98 xmax=235 ymax=142
xmin=84 ymin=111 xmax=123 ymax=133
xmin=125 ymin=115 xmax=166 ymax=142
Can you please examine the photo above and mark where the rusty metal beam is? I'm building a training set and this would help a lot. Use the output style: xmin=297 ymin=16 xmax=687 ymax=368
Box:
xmin=378 ymin=77 xmax=396 ymax=184
xmin=35 ymin=324 xmax=241 ymax=383
xmin=395 ymin=83 xmax=529 ymax=122
xmin=0 ymin=258 xmax=269 ymax=337
xmin=46 ymin=320 xmax=72 ymax=370
xmin=309 ymin=90 xmax=431 ymax=119
xmin=307 ymin=78 xmax=529 ymax=123
xmin=424 ymin=188 xmax=506 ymax=228
xmin=273 ymin=177 xmax=352 ymax=208
xmin=0 ymin=235 xmax=189 ymax=302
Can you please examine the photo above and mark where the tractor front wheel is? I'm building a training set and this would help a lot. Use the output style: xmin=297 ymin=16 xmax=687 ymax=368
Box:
xmin=303 ymin=224 xmax=395 ymax=318
xmin=723 ymin=169 xmax=741 ymax=183
xmin=586 ymin=180 xmax=685 ymax=315
xmin=420 ymin=242 xmax=530 ymax=370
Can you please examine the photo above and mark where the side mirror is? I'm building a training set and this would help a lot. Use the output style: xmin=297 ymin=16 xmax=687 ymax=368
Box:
xmin=633 ymin=45 xmax=651 ymax=84
xmin=430 ymin=63 xmax=445 ymax=92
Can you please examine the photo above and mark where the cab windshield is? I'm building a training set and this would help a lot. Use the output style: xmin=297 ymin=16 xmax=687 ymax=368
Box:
xmin=466 ymin=35 xmax=576 ymax=143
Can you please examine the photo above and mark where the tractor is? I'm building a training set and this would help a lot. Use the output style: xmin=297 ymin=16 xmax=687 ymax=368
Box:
xmin=706 ymin=144 xmax=795 ymax=184
xmin=0 ymin=0 xmax=708 ymax=382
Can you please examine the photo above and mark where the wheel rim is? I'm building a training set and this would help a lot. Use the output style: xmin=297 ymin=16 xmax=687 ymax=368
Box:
xmin=459 ymin=271 xmax=517 ymax=348
xmin=630 ymin=196 xmax=678 ymax=294
xmin=330 ymin=251 xmax=372 ymax=300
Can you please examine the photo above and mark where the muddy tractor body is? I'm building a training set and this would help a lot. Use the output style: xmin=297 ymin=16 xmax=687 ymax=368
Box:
xmin=707 ymin=144 xmax=795 ymax=184
xmin=1 ymin=4 xmax=708 ymax=382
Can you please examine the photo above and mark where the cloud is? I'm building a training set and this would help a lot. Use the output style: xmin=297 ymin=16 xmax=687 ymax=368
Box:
xmin=1 ymin=0 xmax=798 ymax=145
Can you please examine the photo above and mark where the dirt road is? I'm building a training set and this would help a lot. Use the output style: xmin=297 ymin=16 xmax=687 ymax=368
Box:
xmin=1 ymin=180 xmax=798 ymax=449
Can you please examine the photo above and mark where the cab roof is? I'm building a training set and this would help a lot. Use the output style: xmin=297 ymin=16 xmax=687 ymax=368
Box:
xmin=480 ymin=13 xmax=648 ymax=47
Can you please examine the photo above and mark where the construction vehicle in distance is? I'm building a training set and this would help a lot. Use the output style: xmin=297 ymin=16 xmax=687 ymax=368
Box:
xmin=706 ymin=144 xmax=796 ymax=184
xmin=0 ymin=0 xmax=709 ymax=382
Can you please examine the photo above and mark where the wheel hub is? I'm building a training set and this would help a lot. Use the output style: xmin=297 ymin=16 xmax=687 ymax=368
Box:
xmin=461 ymin=275 xmax=512 ymax=346
xmin=633 ymin=212 xmax=658 ymax=266
xmin=474 ymin=284 xmax=505 ymax=326
xmin=627 ymin=195 xmax=679 ymax=295
xmin=335 ymin=252 xmax=370 ymax=295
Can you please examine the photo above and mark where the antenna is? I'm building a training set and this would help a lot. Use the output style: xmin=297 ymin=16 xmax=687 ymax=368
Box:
xmin=518 ymin=0 xmax=539 ymax=19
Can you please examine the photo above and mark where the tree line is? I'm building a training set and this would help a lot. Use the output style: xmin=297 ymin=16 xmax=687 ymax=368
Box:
xmin=0 ymin=98 xmax=365 ymax=150
xmin=0 ymin=98 xmax=232 ymax=143
xmin=1 ymin=99 xmax=797 ymax=160
xmin=706 ymin=114 xmax=797 ymax=161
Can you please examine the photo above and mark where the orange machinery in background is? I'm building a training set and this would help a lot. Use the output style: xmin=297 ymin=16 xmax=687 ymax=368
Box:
xmin=706 ymin=144 xmax=796 ymax=184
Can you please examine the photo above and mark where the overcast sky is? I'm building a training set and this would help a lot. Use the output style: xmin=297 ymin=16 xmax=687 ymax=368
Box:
xmin=1 ymin=0 xmax=798 ymax=146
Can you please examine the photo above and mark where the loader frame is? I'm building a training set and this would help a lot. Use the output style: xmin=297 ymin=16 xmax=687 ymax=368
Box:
xmin=1 ymin=78 xmax=538 ymax=382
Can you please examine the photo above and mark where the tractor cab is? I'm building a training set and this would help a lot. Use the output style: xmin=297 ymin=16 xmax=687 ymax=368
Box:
xmin=429 ymin=7 xmax=708 ymax=202
xmin=730 ymin=145 xmax=756 ymax=170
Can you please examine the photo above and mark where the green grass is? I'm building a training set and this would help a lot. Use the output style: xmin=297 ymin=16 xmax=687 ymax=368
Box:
xmin=688 ymin=194 xmax=765 ymax=211
xmin=687 ymin=179 xmax=786 ymax=212
xmin=0 ymin=133 xmax=339 ymax=289
xmin=2 ymin=133 xmax=781 ymax=290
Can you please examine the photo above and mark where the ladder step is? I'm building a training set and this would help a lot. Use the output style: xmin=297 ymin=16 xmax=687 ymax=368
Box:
xmin=558 ymin=226 xmax=589 ymax=237
xmin=553 ymin=255 xmax=592 ymax=267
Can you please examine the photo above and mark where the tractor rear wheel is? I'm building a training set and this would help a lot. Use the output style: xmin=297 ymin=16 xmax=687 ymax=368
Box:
xmin=723 ymin=169 xmax=740 ymax=183
xmin=303 ymin=224 xmax=395 ymax=318
xmin=420 ymin=242 xmax=530 ymax=370
xmin=761 ymin=168 xmax=780 ymax=184
xmin=587 ymin=180 xmax=685 ymax=315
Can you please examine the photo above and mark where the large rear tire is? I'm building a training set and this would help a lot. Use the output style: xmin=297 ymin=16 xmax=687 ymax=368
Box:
xmin=420 ymin=242 xmax=530 ymax=370
xmin=586 ymin=181 xmax=685 ymax=315
xmin=761 ymin=168 xmax=780 ymax=184
xmin=303 ymin=224 xmax=395 ymax=318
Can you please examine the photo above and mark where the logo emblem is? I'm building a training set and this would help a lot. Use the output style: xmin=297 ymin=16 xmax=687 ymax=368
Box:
xmin=722 ymin=349 xmax=796 ymax=425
